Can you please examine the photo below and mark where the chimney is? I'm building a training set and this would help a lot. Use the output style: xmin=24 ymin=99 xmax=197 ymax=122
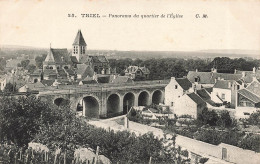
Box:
xmin=253 ymin=67 xmax=256 ymax=74
xmin=242 ymin=71 xmax=245 ymax=78
xmin=124 ymin=116 xmax=129 ymax=129
xmin=195 ymin=69 xmax=198 ymax=72
xmin=171 ymin=77 xmax=176 ymax=83
xmin=234 ymin=69 xmax=237 ymax=74
xmin=228 ymin=82 xmax=231 ymax=88
xmin=211 ymin=68 xmax=217 ymax=73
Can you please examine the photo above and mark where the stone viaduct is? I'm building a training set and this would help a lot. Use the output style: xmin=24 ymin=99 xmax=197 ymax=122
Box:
xmin=37 ymin=81 xmax=168 ymax=118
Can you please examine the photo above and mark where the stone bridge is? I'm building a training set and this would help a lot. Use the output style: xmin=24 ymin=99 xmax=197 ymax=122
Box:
xmin=38 ymin=80 xmax=169 ymax=118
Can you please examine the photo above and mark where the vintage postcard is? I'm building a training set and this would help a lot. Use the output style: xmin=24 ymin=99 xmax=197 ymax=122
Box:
xmin=0 ymin=0 xmax=259 ymax=164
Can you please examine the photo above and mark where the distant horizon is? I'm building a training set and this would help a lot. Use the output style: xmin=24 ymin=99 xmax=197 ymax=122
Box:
xmin=1 ymin=0 xmax=260 ymax=54
xmin=1 ymin=44 xmax=259 ymax=52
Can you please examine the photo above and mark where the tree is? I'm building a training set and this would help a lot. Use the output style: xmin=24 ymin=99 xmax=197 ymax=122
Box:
xmin=3 ymin=82 xmax=17 ymax=93
xmin=21 ymin=60 xmax=30 ymax=69
xmin=0 ymin=96 xmax=57 ymax=146
xmin=27 ymin=64 xmax=36 ymax=74
xmin=216 ymin=111 xmax=233 ymax=128
xmin=247 ymin=111 xmax=260 ymax=126
xmin=197 ymin=108 xmax=219 ymax=126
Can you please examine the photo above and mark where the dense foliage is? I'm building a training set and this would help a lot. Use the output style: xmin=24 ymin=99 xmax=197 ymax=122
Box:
xmin=197 ymin=108 xmax=234 ymax=128
xmin=0 ymin=96 xmax=188 ymax=163
xmin=2 ymin=82 xmax=18 ymax=93
xmin=109 ymin=57 xmax=260 ymax=80
xmin=0 ymin=96 xmax=56 ymax=146
xmin=128 ymin=107 xmax=260 ymax=152
xmin=246 ymin=111 xmax=260 ymax=127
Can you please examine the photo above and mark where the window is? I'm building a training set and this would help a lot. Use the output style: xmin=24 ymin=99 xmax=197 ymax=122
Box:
xmin=243 ymin=112 xmax=250 ymax=116
xmin=82 ymin=46 xmax=85 ymax=54
xmin=221 ymin=93 xmax=225 ymax=100
xmin=222 ymin=148 xmax=227 ymax=160
xmin=171 ymin=102 xmax=174 ymax=106
xmin=175 ymin=85 xmax=178 ymax=89
xmin=237 ymin=85 xmax=240 ymax=90
xmin=73 ymin=46 xmax=76 ymax=54
xmin=49 ymin=66 xmax=53 ymax=70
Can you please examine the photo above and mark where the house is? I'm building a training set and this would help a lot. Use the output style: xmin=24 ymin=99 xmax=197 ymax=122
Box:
xmin=196 ymin=88 xmax=217 ymax=107
xmin=30 ymin=69 xmax=42 ymax=83
xmin=18 ymin=82 xmax=45 ymax=92
xmin=165 ymin=77 xmax=193 ymax=109
xmin=41 ymin=79 xmax=55 ymax=86
xmin=43 ymin=48 xmax=72 ymax=71
xmin=187 ymin=68 xmax=243 ymax=88
xmin=76 ymin=64 xmax=94 ymax=80
xmin=124 ymin=65 xmax=150 ymax=80
xmin=211 ymin=80 xmax=243 ymax=108
xmin=79 ymin=79 xmax=97 ymax=85
xmin=236 ymin=77 xmax=260 ymax=118
xmin=111 ymin=76 xmax=134 ymax=84
xmin=174 ymin=93 xmax=207 ymax=119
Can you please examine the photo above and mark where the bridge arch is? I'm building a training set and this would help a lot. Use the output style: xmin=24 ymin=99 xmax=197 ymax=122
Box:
xmin=123 ymin=92 xmax=135 ymax=114
xmin=54 ymin=97 xmax=70 ymax=107
xmin=152 ymin=90 xmax=164 ymax=105
xmin=138 ymin=91 xmax=150 ymax=106
xmin=80 ymin=95 xmax=100 ymax=118
xmin=107 ymin=93 xmax=121 ymax=116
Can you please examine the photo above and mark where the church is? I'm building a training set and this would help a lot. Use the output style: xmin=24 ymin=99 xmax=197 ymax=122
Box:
xmin=40 ymin=30 xmax=111 ymax=82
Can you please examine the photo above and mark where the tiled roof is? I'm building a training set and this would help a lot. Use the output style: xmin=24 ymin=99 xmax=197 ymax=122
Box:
xmin=187 ymin=93 xmax=206 ymax=106
xmin=24 ymin=82 xmax=45 ymax=89
xmin=31 ymin=69 xmax=42 ymax=76
xmin=76 ymin=64 xmax=94 ymax=79
xmin=70 ymin=56 xmax=79 ymax=63
xmin=65 ymin=69 xmax=75 ymax=75
xmin=76 ymin=64 xmax=88 ymax=75
xmin=140 ymin=67 xmax=150 ymax=74
xmin=81 ymin=80 xmax=97 ymax=84
xmin=51 ymin=49 xmax=71 ymax=64
xmin=204 ymin=87 xmax=213 ymax=93
xmin=57 ymin=69 xmax=67 ymax=78
xmin=246 ymin=80 xmax=260 ymax=96
xmin=41 ymin=80 xmax=54 ymax=86
xmin=125 ymin=66 xmax=150 ymax=74
xmin=90 ymin=56 xmax=109 ymax=63
xmin=187 ymin=71 xmax=242 ymax=84
xmin=175 ymin=78 xmax=192 ymax=90
xmin=196 ymin=88 xmax=216 ymax=106
xmin=97 ymin=76 xmax=111 ymax=83
xmin=238 ymin=89 xmax=260 ymax=103
xmin=73 ymin=30 xmax=87 ymax=46
xmin=44 ymin=69 xmax=57 ymax=76
xmin=213 ymin=80 xmax=235 ymax=90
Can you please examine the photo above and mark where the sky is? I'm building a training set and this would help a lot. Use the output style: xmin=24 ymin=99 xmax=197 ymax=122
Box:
xmin=0 ymin=0 xmax=260 ymax=52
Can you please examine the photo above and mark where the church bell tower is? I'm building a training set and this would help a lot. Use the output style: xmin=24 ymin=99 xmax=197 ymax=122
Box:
xmin=72 ymin=29 xmax=87 ymax=62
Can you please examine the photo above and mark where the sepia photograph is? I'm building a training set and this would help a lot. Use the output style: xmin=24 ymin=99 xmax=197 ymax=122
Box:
xmin=0 ymin=0 xmax=260 ymax=163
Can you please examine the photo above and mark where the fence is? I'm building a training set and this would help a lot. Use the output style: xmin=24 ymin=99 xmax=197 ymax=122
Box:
xmin=0 ymin=144 xmax=109 ymax=164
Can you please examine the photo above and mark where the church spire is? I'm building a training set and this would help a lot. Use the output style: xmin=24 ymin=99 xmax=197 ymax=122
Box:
xmin=72 ymin=29 xmax=87 ymax=62
xmin=45 ymin=44 xmax=55 ymax=62
xmin=73 ymin=29 xmax=87 ymax=46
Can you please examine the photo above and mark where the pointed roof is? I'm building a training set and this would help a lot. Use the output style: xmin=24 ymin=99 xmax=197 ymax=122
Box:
xmin=73 ymin=30 xmax=87 ymax=46
xmin=45 ymin=47 xmax=55 ymax=62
